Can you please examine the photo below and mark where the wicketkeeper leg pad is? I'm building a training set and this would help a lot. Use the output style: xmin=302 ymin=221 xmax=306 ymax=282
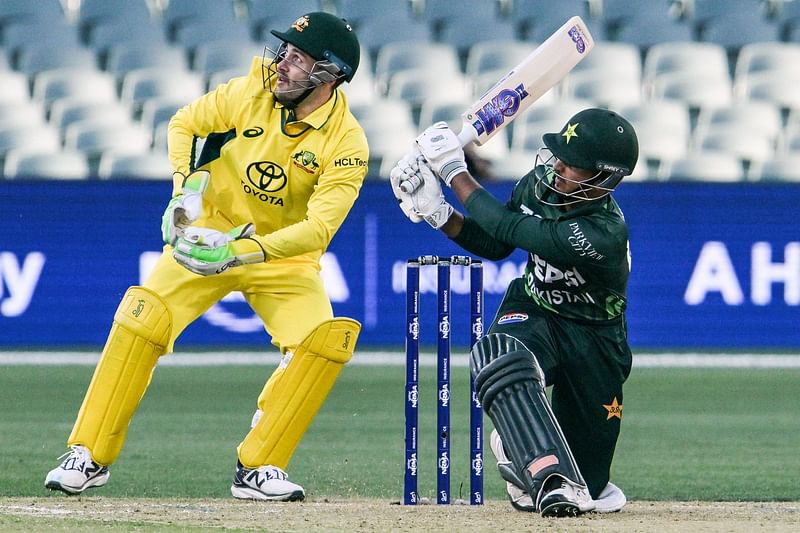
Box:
xmin=471 ymin=333 xmax=587 ymax=508
xmin=68 ymin=286 xmax=172 ymax=465
xmin=238 ymin=318 xmax=361 ymax=470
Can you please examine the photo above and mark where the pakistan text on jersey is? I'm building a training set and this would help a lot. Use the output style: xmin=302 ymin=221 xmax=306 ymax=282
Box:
xmin=530 ymin=284 xmax=597 ymax=305
xmin=568 ymin=221 xmax=605 ymax=261
xmin=240 ymin=179 xmax=285 ymax=205
xmin=334 ymin=157 xmax=367 ymax=167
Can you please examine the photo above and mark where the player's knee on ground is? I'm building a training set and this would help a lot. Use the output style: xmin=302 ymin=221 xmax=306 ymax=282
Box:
xmin=471 ymin=333 xmax=587 ymax=505
xmin=69 ymin=286 xmax=172 ymax=465
xmin=238 ymin=318 xmax=360 ymax=469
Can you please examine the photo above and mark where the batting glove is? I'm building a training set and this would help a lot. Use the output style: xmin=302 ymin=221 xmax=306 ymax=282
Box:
xmin=415 ymin=121 xmax=467 ymax=187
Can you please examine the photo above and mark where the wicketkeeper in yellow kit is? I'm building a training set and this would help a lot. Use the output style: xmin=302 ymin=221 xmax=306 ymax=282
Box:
xmin=45 ymin=12 xmax=367 ymax=501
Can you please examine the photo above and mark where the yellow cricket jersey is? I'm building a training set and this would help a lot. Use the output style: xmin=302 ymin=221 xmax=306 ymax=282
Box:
xmin=167 ymin=57 xmax=369 ymax=265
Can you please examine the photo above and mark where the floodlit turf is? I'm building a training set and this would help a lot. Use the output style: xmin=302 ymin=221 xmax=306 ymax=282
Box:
xmin=2 ymin=363 xmax=799 ymax=501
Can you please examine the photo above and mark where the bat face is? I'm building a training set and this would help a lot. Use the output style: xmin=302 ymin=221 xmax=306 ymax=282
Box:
xmin=460 ymin=16 xmax=595 ymax=147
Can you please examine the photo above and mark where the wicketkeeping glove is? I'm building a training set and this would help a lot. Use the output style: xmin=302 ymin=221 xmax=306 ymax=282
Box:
xmin=415 ymin=121 xmax=467 ymax=187
xmin=173 ymin=223 xmax=266 ymax=276
xmin=161 ymin=170 xmax=211 ymax=246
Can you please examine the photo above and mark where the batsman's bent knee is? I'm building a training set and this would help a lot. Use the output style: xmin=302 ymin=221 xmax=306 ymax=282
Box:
xmin=238 ymin=318 xmax=361 ymax=469
xmin=69 ymin=286 xmax=172 ymax=465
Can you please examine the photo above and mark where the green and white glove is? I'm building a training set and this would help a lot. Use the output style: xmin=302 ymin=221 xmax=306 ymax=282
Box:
xmin=415 ymin=121 xmax=467 ymax=187
xmin=161 ymin=170 xmax=211 ymax=246
xmin=173 ymin=223 xmax=266 ymax=276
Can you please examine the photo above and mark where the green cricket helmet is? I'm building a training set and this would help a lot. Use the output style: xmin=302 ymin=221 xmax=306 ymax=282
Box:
xmin=270 ymin=12 xmax=360 ymax=83
xmin=536 ymin=108 xmax=639 ymax=206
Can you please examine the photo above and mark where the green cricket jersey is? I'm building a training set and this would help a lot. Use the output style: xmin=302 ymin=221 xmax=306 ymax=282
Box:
xmin=453 ymin=168 xmax=631 ymax=322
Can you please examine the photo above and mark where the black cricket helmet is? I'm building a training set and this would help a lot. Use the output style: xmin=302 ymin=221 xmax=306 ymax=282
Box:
xmin=535 ymin=108 xmax=639 ymax=206
xmin=270 ymin=12 xmax=360 ymax=82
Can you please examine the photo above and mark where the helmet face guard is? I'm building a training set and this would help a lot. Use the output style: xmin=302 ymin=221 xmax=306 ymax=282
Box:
xmin=261 ymin=43 xmax=347 ymax=102
xmin=533 ymin=149 xmax=625 ymax=207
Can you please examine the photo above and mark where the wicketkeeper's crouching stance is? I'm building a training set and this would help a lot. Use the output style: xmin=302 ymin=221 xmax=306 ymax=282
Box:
xmin=45 ymin=11 xmax=368 ymax=501
xmin=390 ymin=108 xmax=638 ymax=516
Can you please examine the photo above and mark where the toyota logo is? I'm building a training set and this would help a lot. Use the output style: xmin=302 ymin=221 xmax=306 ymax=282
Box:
xmin=246 ymin=161 xmax=287 ymax=192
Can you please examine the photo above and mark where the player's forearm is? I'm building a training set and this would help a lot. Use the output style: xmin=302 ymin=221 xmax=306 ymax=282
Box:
xmin=252 ymin=216 xmax=330 ymax=260
xmin=448 ymin=215 xmax=515 ymax=261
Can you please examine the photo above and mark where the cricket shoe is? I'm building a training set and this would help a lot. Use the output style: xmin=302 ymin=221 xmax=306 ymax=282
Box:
xmin=44 ymin=445 xmax=109 ymax=495
xmin=489 ymin=429 xmax=536 ymax=512
xmin=231 ymin=462 xmax=305 ymax=501
xmin=537 ymin=474 xmax=595 ymax=517
xmin=593 ymin=482 xmax=627 ymax=513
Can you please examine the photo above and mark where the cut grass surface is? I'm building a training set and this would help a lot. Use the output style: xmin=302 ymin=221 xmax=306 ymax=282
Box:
xmin=2 ymin=363 xmax=798 ymax=501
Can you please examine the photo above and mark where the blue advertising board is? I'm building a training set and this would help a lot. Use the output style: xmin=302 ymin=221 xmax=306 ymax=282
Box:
xmin=1 ymin=180 xmax=798 ymax=349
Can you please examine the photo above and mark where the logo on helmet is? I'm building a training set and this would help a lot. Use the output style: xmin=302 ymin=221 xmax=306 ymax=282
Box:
xmin=561 ymin=122 xmax=579 ymax=144
xmin=292 ymin=15 xmax=309 ymax=32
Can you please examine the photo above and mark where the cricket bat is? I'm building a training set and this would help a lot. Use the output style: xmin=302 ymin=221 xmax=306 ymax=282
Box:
xmin=400 ymin=16 xmax=594 ymax=193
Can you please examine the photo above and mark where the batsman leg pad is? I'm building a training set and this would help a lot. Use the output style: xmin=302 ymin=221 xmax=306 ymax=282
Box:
xmin=68 ymin=286 xmax=171 ymax=465
xmin=471 ymin=333 xmax=588 ymax=510
xmin=238 ymin=318 xmax=361 ymax=469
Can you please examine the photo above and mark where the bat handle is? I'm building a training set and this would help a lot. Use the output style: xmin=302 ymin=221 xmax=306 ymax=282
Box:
xmin=399 ymin=174 xmax=421 ymax=194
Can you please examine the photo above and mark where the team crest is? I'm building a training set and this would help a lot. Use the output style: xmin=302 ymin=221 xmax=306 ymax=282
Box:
xmin=292 ymin=149 xmax=320 ymax=173
xmin=292 ymin=16 xmax=309 ymax=32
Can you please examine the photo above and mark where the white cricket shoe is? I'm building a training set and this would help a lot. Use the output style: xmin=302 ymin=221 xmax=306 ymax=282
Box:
xmin=489 ymin=429 xmax=536 ymax=512
xmin=230 ymin=462 xmax=305 ymax=501
xmin=45 ymin=445 xmax=109 ymax=495
xmin=593 ymin=481 xmax=627 ymax=513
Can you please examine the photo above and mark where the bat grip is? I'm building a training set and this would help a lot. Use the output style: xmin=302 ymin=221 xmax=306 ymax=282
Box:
xmin=399 ymin=174 xmax=421 ymax=194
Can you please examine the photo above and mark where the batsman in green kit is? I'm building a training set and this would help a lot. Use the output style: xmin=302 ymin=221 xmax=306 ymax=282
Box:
xmin=391 ymin=108 xmax=639 ymax=517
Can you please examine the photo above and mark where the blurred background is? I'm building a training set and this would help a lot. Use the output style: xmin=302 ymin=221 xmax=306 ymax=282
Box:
xmin=1 ymin=0 xmax=799 ymax=351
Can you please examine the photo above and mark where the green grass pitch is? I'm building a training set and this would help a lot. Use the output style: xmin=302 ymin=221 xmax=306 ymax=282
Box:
xmin=2 ymin=362 xmax=799 ymax=501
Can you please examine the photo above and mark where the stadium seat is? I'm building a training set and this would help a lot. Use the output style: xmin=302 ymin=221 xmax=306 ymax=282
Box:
xmin=642 ymin=41 xmax=730 ymax=85
xmin=571 ymin=41 xmax=642 ymax=82
xmin=78 ymin=0 xmax=153 ymax=43
xmin=510 ymin=99 xmax=595 ymax=151
xmin=106 ymin=44 xmax=190 ymax=80
xmin=465 ymin=40 xmax=533 ymax=79
xmin=691 ymin=0 xmax=782 ymax=49
xmin=779 ymin=0 xmax=800 ymax=41
xmin=350 ymin=98 xmax=416 ymax=133
xmin=64 ymin=120 xmax=152 ymax=160
xmin=733 ymin=42 xmax=800 ymax=88
xmin=366 ymin=124 xmax=418 ymax=177
xmin=694 ymin=125 xmax=775 ymax=169
xmin=0 ymin=102 xmax=45 ymax=127
xmin=694 ymin=101 xmax=783 ymax=146
xmin=749 ymin=154 xmax=800 ymax=182
xmin=247 ymin=0 xmax=324 ymax=42
xmin=374 ymin=41 xmax=461 ymax=92
xmin=0 ymin=0 xmax=66 ymax=27
xmin=0 ymin=72 xmax=30 ymax=104
xmin=87 ymin=19 xmax=167 ymax=60
xmin=192 ymin=41 xmax=260 ymax=79
xmin=511 ymin=0 xmax=597 ymax=41
xmin=2 ymin=20 xmax=80 ymax=60
xmin=619 ymin=101 xmax=691 ymax=177
xmin=424 ymin=0 xmax=515 ymax=51
xmin=3 ymin=149 xmax=90 ymax=180
xmin=0 ymin=125 xmax=61 ymax=160
xmin=417 ymin=98 xmax=472 ymax=132
xmin=97 ymin=151 xmax=171 ymax=180
xmin=139 ymin=98 xmax=186 ymax=140
xmin=663 ymin=151 xmax=745 ymax=182
xmin=32 ymin=69 xmax=118 ymax=110
xmin=736 ymin=71 xmax=800 ymax=113
xmin=647 ymin=71 xmax=733 ymax=113
xmin=120 ymin=68 xmax=205 ymax=117
xmin=16 ymin=45 xmax=98 ymax=77
xmin=173 ymin=20 xmax=253 ymax=55
xmin=336 ymin=0 xmax=430 ymax=52
xmin=599 ymin=0 xmax=692 ymax=46
xmin=49 ymin=99 xmax=133 ymax=137
xmin=162 ymin=0 xmax=239 ymax=41
xmin=386 ymin=69 xmax=469 ymax=111
xmin=341 ymin=61 xmax=378 ymax=103
xmin=490 ymin=148 xmax=537 ymax=181
xmin=561 ymin=70 xmax=642 ymax=108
